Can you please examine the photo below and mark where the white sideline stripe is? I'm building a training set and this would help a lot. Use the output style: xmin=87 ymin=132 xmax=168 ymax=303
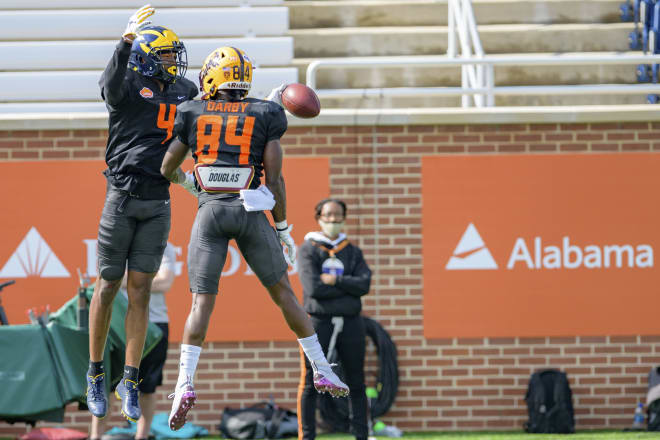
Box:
xmin=0 ymin=8 xmax=289 ymax=40
xmin=0 ymin=38 xmax=293 ymax=70
xmin=0 ymin=0 xmax=282 ymax=8
xmin=0 ymin=68 xmax=297 ymax=103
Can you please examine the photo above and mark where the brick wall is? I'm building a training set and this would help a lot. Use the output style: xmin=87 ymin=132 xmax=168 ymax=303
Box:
xmin=2 ymin=121 xmax=660 ymax=436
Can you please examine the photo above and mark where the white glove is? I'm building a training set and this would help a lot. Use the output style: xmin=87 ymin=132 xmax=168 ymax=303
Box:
xmin=239 ymin=185 xmax=275 ymax=211
xmin=123 ymin=4 xmax=155 ymax=39
xmin=177 ymin=170 xmax=198 ymax=197
xmin=276 ymin=222 xmax=297 ymax=264
xmin=265 ymin=83 xmax=288 ymax=108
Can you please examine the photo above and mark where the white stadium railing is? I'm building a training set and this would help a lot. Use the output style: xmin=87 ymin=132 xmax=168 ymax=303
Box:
xmin=306 ymin=54 xmax=660 ymax=107
xmin=447 ymin=0 xmax=489 ymax=106
xmin=304 ymin=0 xmax=660 ymax=108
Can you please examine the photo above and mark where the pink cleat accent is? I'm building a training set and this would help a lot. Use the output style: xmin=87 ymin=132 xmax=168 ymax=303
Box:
xmin=168 ymin=381 xmax=196 ymax=431
xmin=311 ymin=361 xmax=349 ymax=398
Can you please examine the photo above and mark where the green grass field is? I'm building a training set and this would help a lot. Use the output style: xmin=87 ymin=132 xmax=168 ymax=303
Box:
xmin=271 ymin=432 xmax=660 ymax=440
xmin=3 ymin=432 xmax=658 ymax=440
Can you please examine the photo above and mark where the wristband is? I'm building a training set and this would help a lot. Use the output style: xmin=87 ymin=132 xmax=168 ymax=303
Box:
xmin=275 ymin=220 xmax=288 ymax=231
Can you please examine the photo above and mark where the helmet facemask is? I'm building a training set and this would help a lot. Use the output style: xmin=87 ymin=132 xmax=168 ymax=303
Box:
xmin=148 ymin=42 xmax=187 ymax=83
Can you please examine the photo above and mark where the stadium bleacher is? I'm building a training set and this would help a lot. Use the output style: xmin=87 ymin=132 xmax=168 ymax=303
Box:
xmin=0 ymin=1 xmax=297 ymax=114
xmin=1 ymin=0 xmax=658 ymax=112
xmin=287 ymin=0 xmax=657 ymax=107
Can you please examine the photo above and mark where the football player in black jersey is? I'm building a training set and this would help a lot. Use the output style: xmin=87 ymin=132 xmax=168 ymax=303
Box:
xmin=160 ymin=46 xmax=349 ymax=431
xmin=86 ymin=5 xmax=199 ymax=423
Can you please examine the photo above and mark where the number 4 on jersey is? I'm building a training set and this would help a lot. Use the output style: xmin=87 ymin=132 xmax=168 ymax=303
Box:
xmin=157 ymin=103 xmax=176 ymax=144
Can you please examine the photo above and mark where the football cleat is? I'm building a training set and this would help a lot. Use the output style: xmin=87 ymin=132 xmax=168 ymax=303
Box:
xmin=168 ymin=377 xmax=196 ymax=431
xmin=311 ymin=360 xmax=350 ymax=398
xmin=115 ymin=378 xmax=141 ymax=422
xmin=86 ymin=373 xmax=108 ymax=418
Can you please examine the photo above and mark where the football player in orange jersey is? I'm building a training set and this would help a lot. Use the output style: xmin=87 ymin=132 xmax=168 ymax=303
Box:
xmin=160 ymin=47 xmax=349 ymax=431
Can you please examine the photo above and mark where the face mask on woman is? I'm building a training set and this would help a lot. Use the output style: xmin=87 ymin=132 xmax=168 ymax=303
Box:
xmin=318 ymin=220 xmax=344 ymax=238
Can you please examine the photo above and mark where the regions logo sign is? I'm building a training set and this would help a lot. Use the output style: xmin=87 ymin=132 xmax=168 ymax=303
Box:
xmin=423 ymin=154 xmax=660 ymax=338
xmin=0 ymin=227 xmax=69 ymax=278
xmin=445 ymin=223 xmax=497 ymax=270
xmin=0 ymin=159 xmax=329 ymax=341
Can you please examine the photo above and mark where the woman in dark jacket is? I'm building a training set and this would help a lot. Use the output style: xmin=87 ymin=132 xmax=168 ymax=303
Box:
xmin=297 ymin=198 xmax=372 ymax=440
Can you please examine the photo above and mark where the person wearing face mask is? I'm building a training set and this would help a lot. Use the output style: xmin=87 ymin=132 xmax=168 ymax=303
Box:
xmin=297 ymin=198 xmax=372 ymax=440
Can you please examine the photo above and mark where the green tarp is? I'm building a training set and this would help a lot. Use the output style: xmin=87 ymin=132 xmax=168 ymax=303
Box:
xmin=0 ymin=286 xmax=162 ymax=424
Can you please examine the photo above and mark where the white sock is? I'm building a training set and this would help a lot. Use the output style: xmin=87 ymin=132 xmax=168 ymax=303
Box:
xmin=177 ymin=344 xmax=201 ymax=389
xmin=297 ymin=334 xmax=328 ymax=365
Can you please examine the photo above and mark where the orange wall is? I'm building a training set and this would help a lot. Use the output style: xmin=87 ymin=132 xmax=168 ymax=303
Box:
xmin=0 ymin=158 xmax=328 ymax=341
xmin=423 ymin=154 xmax=660 ymax=338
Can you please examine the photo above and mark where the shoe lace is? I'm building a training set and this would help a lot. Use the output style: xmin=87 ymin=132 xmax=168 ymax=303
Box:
xmin=124 ymin=379 xmax=140 ymax=407
xmin=312 ymin=361 xmax=338 ymax=375
xmin=87 ymin=374 xmax=105 ymax=400
xmin=168 ymin=376 xmax=193 ymax=399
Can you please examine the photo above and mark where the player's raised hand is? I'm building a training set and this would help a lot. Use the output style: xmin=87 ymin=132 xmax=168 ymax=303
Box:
xmin=265 ymin=83 xmax=288 ymax=108
xmin=123 ymin=4 xmax=155 ymax=40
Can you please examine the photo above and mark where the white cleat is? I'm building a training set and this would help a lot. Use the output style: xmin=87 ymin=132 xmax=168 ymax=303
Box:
xmin=168 ymin=377 xmax=196 ymax=431
xmin=311 ymin=360 xmax=349 ymax=398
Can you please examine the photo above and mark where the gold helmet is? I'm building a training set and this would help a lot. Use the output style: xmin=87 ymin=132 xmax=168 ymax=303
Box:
xmin=199 ymin=46 xmax=253 ymax=98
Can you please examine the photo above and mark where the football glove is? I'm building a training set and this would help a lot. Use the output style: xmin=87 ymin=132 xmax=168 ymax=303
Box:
xmin=266 ymin=83 xmax=288 ymax=108
xmin=276 ymin=223 xmax=297 ymax=264
xmin=177 ymin=170 xmax=199 ymax=197
xmin=123 ymin=4 xmax=155 ymax=39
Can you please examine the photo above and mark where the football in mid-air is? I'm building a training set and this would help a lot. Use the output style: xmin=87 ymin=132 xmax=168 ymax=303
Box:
xmin=281 ymin=83 xmax=321 ymax=118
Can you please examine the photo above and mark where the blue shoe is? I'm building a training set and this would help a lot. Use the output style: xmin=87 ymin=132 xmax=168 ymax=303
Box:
xmin=86 ymin=373 xmax=107 ymax=418
xmin=115 ymin=378 xmax=141 ymax=422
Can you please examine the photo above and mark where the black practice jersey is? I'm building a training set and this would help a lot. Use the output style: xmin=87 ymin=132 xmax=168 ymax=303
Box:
xmin=173 ymin=97 xmax=288 ymax=202
xmin=100 ymin=40 xmax=198 ymax=199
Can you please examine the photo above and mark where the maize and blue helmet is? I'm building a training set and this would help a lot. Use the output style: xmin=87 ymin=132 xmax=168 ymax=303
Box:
xmin=128 ymin=25 xmax=187 ymax=83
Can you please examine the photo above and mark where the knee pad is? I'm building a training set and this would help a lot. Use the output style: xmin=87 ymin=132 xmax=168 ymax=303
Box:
xmin=99 ymin=263 xmax=125 ymax=282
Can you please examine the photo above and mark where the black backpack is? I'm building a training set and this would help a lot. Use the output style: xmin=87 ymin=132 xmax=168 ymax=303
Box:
xmin=646 ymin=366 xmax=660 ymax=431
xmin=524 ymin=369 xmax=575 ymax=433
xmin=218 ymin=402 xmax=298 ymax=439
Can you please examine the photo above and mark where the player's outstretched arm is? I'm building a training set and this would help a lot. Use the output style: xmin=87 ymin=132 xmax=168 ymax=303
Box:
xmin=264 ymin=139 xmax=286 ymax=223
xmin=264 ymin=139 xmax=297 ymax=263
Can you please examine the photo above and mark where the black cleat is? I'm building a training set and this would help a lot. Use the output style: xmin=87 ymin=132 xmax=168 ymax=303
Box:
xmin=115 ymin=378 xmax=141 ymax=422
xmin=86 ymin=373 xmax=108 ymax=418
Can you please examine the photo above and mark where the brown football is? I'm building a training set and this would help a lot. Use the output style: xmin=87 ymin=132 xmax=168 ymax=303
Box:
xmin=281 ymin=83 xmax=321 ymax=118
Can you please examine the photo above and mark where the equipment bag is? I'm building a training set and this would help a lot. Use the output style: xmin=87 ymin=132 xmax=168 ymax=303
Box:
xmin=647 ymin=399 xmax=660 ymax=431
xmin=218 ymin=402 xmax=297 ymax=439
xmin=646 ymin=366 xmax=660 ymax=431
xmin=524 ymin=369 xmax=575 ymax=434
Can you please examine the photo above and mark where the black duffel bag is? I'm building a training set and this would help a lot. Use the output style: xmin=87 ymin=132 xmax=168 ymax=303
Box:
xmin=219 ymin=401 xmax=297 ymax=439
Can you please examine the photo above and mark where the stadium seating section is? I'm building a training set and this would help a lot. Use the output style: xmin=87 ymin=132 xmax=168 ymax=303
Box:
xmin=0 ymin=0 xmax=297 ymax=113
